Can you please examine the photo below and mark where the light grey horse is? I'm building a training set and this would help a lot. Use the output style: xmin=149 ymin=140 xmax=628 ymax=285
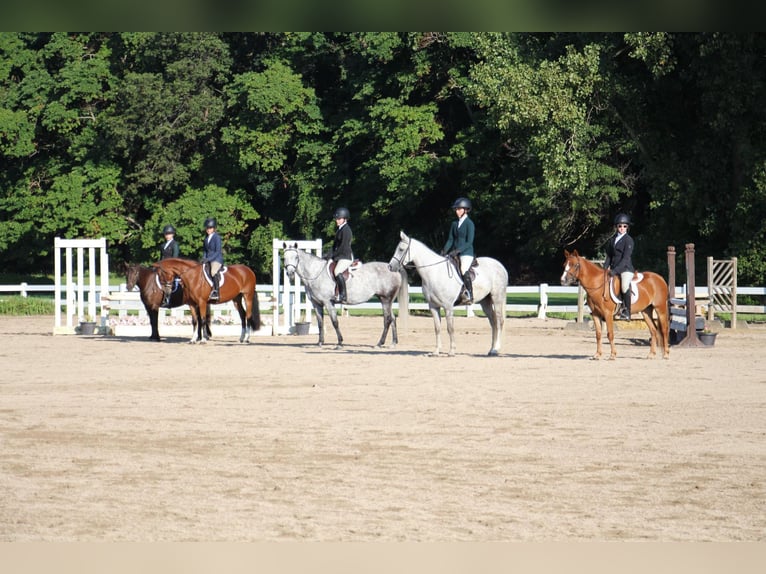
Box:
xmin=388 ymin=231 xmax=508 ymax=356
xmin=282 ymin=243 xmax=409 ymax=348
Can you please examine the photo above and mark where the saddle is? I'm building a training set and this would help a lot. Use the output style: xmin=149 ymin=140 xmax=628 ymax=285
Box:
xmin=328 ymin=259 xmax=362 ymax=281
xmin=607 ymin=272 xmax=643 ymax=304
xmin=447 ymin=253 xmax=478 ymax=279
xmin=202 ymin=263 xmax=227 ymax=288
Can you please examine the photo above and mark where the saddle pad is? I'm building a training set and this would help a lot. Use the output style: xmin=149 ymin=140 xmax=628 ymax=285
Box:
xmin=203 ymin=265 xmax=227 ymax=288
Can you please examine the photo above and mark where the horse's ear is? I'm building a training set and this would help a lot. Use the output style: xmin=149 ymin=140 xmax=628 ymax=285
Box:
xmin=563 ymin=250 xmax=570 ymax=257
xmin=292 ymin=242 xmax=298 ymax=248
xmin=282 ymin=242 xmax=286 ymax=249
xmin=572 ymin=249 xmax=580 ymax=257
xmin=400 ymin=230 xmax=408 ymax=240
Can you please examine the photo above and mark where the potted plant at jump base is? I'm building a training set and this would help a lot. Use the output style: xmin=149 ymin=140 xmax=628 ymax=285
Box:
xmin=697 ymin=322 xmax=718 ymax=346
xmin=79 ymin=314 xmax=97 ymax=335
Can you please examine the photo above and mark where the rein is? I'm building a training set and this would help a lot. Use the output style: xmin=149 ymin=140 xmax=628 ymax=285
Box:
xmin=568 ymin=258 xmax=607 ymax=298
xmin=393 ymin=238 xmax=452 ymax=272
xmin=283 ymin=248 xmax=326 ymax=281
xmin=160 ymin=261 xmax=203 ymax=287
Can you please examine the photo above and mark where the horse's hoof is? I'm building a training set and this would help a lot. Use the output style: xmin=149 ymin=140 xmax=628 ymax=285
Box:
xmin=590 ymin=355 xmax=601 ymax=361
xmin=487 ymin=349 xmax=499 ymax=357
xmin=607 ymin=355 xmax=616 ymax=361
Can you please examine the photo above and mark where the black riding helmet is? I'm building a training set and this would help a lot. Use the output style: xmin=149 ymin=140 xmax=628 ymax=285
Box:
xmin=333 ymin=207 xmax=350 ymax=220
xmin=452 ymin=197 xmax=472 ymax=211
xmin=614 ymin=213 xmax=631 ymax=226
xmin=204 ymin=217 xmax=217 ymax=229
xmin=162 ymin=224 xmax=176 ymax=235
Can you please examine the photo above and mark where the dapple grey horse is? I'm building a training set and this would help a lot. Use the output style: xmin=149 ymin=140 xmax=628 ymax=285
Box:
xmin=388 ymin=231 xmax=507 ymax=356
xmin=282 ymin=243 xmax=409 ymax=348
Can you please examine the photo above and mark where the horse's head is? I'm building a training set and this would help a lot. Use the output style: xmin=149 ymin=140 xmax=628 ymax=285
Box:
xmin=282 ymin=242 xmax=299 ymax=280
xmin=125 ymin=264 xmax=140 ymax=291
xmin=560 ymin=249 xmax=582 ymax=286
xmin=153 ymin=263 xmax=177 ymax=296
xmin=388 ymin=231 xmax=412 ymax=272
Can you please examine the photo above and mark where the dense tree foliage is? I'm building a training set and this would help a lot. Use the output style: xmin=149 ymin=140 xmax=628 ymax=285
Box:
xmin=2 ymin=32 xmax=765 ymax=285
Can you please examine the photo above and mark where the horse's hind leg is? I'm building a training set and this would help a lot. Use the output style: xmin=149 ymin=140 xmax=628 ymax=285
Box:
xmin=480 ymin=298 xmax=502 ymax=356
xmin=232 ymin=295 xmax=249 ymax=343
xmin=376 ymin=300 xmax=396 ymax=348
xmin=327 ymin=305 xmax=343 ymax=349
xmin=641 ymin=307 xmax=659 ymax=359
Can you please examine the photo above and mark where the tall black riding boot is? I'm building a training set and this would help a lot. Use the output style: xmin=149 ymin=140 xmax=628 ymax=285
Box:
xmin=209 ymin=273 xmax=220 ymax=301
xmin=461 ymin=272 xmax=473 ymax=305
xmin=333 ymin=274 xmax=347 ymax=304
xmin=620 ymin=290 xmax=631 ymax=320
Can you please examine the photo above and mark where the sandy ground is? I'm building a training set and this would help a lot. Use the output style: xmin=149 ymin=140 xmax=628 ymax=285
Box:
xmin=0 ymin=313 xmax=764 ymax=542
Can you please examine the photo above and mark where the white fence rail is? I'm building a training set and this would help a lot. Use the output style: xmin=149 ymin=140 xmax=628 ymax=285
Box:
xmin=2 ymin=282 xmax=765 ymax=317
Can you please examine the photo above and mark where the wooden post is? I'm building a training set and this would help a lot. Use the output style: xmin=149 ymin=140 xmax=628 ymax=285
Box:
xmin=678 ymin=243 xmax=705 ymax=347
xmin=667 ymin=246 xmax=676 ymax=298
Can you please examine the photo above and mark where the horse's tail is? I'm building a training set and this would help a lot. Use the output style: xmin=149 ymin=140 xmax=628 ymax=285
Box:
xmin=397 ymin=267 xmax=409 ymax=332
xmin=249 ymin=284 xmax=261 ymax=331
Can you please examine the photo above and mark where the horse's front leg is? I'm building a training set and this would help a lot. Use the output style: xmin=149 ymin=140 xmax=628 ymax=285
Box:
xmin=605 ymin=314 xmax=617 ymax=360
xmin=148 ymin=309 xmax=161 ymax=341
xmin=187 ymin=305 xmax=198 ymax=344
xmin=445 ymin=308 xmax=457 ymax=356
xmin=188 ymin=305 xmax=203 ymax=344
xmin=327 ymin=305 xmax=343 ymax=349
xmin=591 ymin=315 xmax=603 ymax=360
xmin=312 ymin=302 xmax=325 ymax=346
xmin=429 ymin=307 xmax=442 ymax=356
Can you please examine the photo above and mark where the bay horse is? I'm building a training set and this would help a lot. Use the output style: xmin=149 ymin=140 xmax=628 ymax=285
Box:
xmin=154 ymin=258 xmax=261 ymax=344
xmin=560 ymin=249 xmax=670 ymax=360
xmin=282 ymin=242 xmax=408 ymax=348
xmin=125 ymin=263 xmax=211 ymax=342
xmin=388 ymin=231 xmax=507 ymax=357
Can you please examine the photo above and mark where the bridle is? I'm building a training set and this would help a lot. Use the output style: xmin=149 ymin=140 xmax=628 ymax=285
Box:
xmin=283 ymin=247 xmax=324 ymax=281
xmin=391 ymin=237 xmax=450 ymax=271
xmin=562 ymin=259 xmax=581 ymax=285
xmin=390 ymin=239 xmax=413 ymax=270
xmin=564 ymin=256 xmax=607 ymax=295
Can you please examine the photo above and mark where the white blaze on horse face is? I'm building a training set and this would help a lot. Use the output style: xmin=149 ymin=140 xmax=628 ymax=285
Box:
xmin=560 ymin=262 xmax=570 ymax=285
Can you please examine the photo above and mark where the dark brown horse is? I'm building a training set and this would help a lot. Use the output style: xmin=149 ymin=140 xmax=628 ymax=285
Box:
xmin=125 ymin=263 xmax=211 ymax=342
xmin=155 ymin=258 xmax=261 ymax=344
xmin=560 ymin=249 xmax=670 ymax=360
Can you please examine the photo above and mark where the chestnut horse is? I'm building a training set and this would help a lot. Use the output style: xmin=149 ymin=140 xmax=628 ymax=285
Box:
xmin=560 ymin=249 xmax=670 ymax=360
xmin=125 ymin=263 xmax=211 ymax=342
xmin=155 ymin=258 xmax=260 ymax=344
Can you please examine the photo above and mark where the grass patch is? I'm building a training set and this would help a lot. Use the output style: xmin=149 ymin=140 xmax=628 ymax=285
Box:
xmin=0 ymin=295 xmax=55 ymax=315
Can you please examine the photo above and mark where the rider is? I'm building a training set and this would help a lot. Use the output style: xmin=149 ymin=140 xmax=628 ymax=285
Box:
xmin=202 ymin=217 xmax=223 ymax=301
xmin=330 ymin=207 xmax=353 ymax=305
xmin=160 ymin=224 xmax=180 ymax=306
xmin=604 ymin=212 xmax=635 ymax=320
xmin=441 ymin=197 xmax=475 ymax=305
